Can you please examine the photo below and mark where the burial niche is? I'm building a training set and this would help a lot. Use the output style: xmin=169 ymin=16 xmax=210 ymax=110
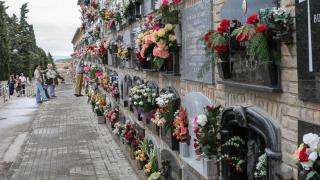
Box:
xmin=160 ymin=149 xmax=182 ymax=180
xmin=220 ymin=0 xmax=281 ymax=88
xmin=220 ymin=106 xmax=281 ymax=180
xmin=159 ymin=87 xmax=181 ymax=151
xmin=123 ymin=75 xmax=133 ymax=107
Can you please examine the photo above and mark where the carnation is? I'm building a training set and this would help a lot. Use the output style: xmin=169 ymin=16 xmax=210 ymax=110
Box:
xmin=197 ymin=114 xmax=208 ymax=126
xmin=303 ymin=133 xmax=320 ymax=150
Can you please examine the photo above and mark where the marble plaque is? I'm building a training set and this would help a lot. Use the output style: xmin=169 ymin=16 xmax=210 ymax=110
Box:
xmin=182 ymin=0 xmax=214 ymax=84
xmin=296 ymin=0 xmax=320 ymax=101
xmin=161 ymin=149 xmax=182 ymax=180
xmin=143 ymin=0 xmax=155 ymax=15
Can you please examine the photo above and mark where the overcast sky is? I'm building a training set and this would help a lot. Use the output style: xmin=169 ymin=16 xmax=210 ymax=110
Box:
xmin=4 ymin=0 xmax=81 ymax=57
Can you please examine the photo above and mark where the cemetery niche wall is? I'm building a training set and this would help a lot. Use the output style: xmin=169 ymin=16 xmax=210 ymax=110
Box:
xmin=218 ymin=0 xmax=286 ymax=91
xmin=296 ymin=0 xmax=320 ymax=102
xmin=220 ymin=106 xmax=282 ymax=180
xmin=123 ymin=74 xmax=133 ymax=107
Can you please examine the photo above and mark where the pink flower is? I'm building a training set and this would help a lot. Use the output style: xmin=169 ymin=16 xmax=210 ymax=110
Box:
xmin=173 ymin=0 xmax=182 ymax=4
xmin=153 ymin=47 xmax=169 ymax=59
xmin=162 ymin=0 xmax=169 ymax=6
xmin=147 ymin=15 xmax=153 ymax=22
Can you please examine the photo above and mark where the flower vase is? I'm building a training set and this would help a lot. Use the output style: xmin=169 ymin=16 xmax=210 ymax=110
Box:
xmin=217 ymin=61 xmax=232 ymax=79
xmin=203 ymin=157 xmax=217 ymax=178
xmin=97 ymin=115 xmax=106 ymax=124
xmin=174 ymin=24 xmax=182 ymax=46
xmin=179 ymin=142 xmax=189 ymax=157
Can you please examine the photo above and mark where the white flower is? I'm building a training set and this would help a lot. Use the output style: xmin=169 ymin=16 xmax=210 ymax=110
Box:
xmin=155 ymin=0 xmax=161 ymax=10
xmin=139 ymin=101 xmax=143 ymax=106
xmin=303 ymin=133 xmax=320 ymax=150
xmin=197 ymin=114 xmax=207 ymax=126
xmin=152 ymin=93 xmax=156 ymax=97
xmin=309 ymin=151 xmax=318 ymax=161
xmin=134 ymin=102 xmax=137 ymax=105
xmin=301 ymin=161 xmax=313 ymax=170
xmin=143 ymin=93 xmax=148 ymax=97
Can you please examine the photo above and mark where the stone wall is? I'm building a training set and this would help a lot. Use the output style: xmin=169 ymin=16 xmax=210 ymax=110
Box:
xmin=91 ymin=0 xmax=320 ymax=179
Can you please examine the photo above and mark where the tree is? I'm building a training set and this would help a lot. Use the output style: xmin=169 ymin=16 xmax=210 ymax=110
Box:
xmin=47 ymin=52 xmax=56 ymax=68
xmin=0 ymin=1 xmax=10 ymax=80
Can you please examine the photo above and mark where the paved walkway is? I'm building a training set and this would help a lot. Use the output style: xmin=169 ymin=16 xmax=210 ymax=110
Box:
xmin=8 ymin=83 xmax=138 ymax=180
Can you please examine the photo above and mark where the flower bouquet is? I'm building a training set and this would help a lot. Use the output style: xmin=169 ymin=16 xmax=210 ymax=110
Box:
xmin=155 ymin=92 xmax=176 ymax=129
xmin=144 ymin=149 xmax=159 ymax=177
xmin=105 ymin=108 xmax=119 ymax=125
xmin=155 ymin=0 xmax=182 ymax=24
xmin=199 ymin=19 xmax=231 ymax=79
xmin=193 ymin=105 xmax=221 ymax=159
xmin=231 ymin=8 xmax=291 ymax=64
xmin=112 ymin=122 xmax=124 ymax=137
xmin=135 ymin=138 xmax=150 ymax=170
xmin=152 ymin=24 xmax=178 ymax=70
xmin=218 ymin=136 xmax=247 ymax=173
xmin=172 ymin=108 xmax=188 ymax=142
xmin=293 ymin=133 xmax=320 ymax=180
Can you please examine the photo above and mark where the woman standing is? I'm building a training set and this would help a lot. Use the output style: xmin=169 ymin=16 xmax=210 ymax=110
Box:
xmin=15 ymin=75 xmax=22 ymax=97
xmin=7 ymin=75 xmax=15 ymax=95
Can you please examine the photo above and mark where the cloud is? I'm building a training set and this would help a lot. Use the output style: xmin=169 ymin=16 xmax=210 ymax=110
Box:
xmin=4 ymin=0 xmax=81 ymax=56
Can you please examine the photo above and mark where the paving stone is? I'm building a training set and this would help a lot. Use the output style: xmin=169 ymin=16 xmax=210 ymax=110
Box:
xmin=7 ymin=84 xmax=139 ymax=180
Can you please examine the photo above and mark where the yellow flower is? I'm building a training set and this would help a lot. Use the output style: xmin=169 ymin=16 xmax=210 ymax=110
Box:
xmin=157 ymin=29 xmax=166 ymax=37
xmin=169 ymin=35 xmax=177 ymax=42
xmin=138 ymin=33 xmax=144 ymax=39
xmin=164 ymin=24 xmax=173 ymax=31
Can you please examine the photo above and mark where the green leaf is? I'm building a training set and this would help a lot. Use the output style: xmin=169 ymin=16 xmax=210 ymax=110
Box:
xmin=306 ymin=171 xmax=317 ymax=180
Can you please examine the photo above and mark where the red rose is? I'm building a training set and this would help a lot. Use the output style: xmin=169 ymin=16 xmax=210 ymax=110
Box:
xmin=206 ymin=105 xmax=214 ymax=111
xmin=216 ymin=26 xmax=226 ymax=33
xmin=246 ymin=14 xmax=259 ymax=24
xmin=235 ymin=32 xmax=248 ymax=42
xmin=214 ymin=44 xmax=228 ymax=53
xmin=299 ymin=147 xmax=309 ymax=162
xmin=219 ymin=19 xmax=230 ymax=31
xmin=204 ymin=31 xmax=213 ymax=42
xmin=256 ymin=25 xmax=268 ymax=33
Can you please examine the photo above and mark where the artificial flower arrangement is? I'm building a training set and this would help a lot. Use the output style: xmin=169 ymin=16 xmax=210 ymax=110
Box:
xmin=105 ymin=107 xmax=119 ymax=124
xmin=134 ymin=138 xmax=150 ymax=169
xmin=112 ymin=122 xmax=124 ymax=136
xmin=144 ymin=149 xmax=159 ymax=177
xmin=154 ymin=92 xmax=177 ymax=128
xmin=152 ymin=24 xmax=178 ymax=69
xmin=116 ymin=45 xmax=131 ymax=60
xmin=254 ymin=153 xmax=267 ymax=178
xmin=218 ymin=136 xmax=247 ymax=173
xmin=112 ymin=86 xmax=119 ymax=98
xmin=123 ymin=122 xmax=145 ymax=150
xmin=155 ymin=0 xmax=182 ymax=24
xmin=100 ymin=9 xmax=116 ymax=29
xmin=193 ymin=105 xmax=221 ymax=159
xmin=99 ymin=74 xmax=112 ymax=92
xmin=198 ymin=19 xmax=230 ymax=78
xmin=137 ymin=30 xmax=157 ymax=61
xmin=172 ymin=107 xmax=188 ymax=142
xmin=129 ymin=84 xmax=157 ymax=113
xmin=151 ymin=109 xmax=166 ymax=127
xmin=231 ymin=7 xmax=291 ymax=64
xmin=293 ymin=133 xmax=320 ymax=179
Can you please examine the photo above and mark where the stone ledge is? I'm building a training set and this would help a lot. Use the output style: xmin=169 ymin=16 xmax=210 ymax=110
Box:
xmin=218 ymin=80 xmax=283 ymax=93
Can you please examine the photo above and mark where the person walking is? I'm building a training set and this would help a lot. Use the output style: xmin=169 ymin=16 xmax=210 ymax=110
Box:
xmin=34 ymin=65 xmax=48 ymax=103
xmin=7 ymin=75 xmax=16 ymax=95
xmin=74 ymin=59 xmax=84 ymax=97
xmin=46 ymin=64 xmax=57 ymax=98
xmin=19 ymin=73 xmax=27 ymax=96
xmin=15 ymin=75 xmax=22 ymax=97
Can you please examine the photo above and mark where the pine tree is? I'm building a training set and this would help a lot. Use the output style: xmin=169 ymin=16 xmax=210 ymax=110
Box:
xmin=0 ymin=1 xmax=10 ymax=80
xmin=47 ymin=52 xmax=56 ymax=68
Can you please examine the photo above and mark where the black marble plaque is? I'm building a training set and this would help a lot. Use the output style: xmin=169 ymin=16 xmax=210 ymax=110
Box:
xmin=161 ymin=149 xmax=182 ymax=180
xmin=298 ymin=121 xmax=320 ymax=144
xmin=296 ymin=0 xmax=320 ymax=102
xmin=182 ymin=0 xmax=214 ymax=84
